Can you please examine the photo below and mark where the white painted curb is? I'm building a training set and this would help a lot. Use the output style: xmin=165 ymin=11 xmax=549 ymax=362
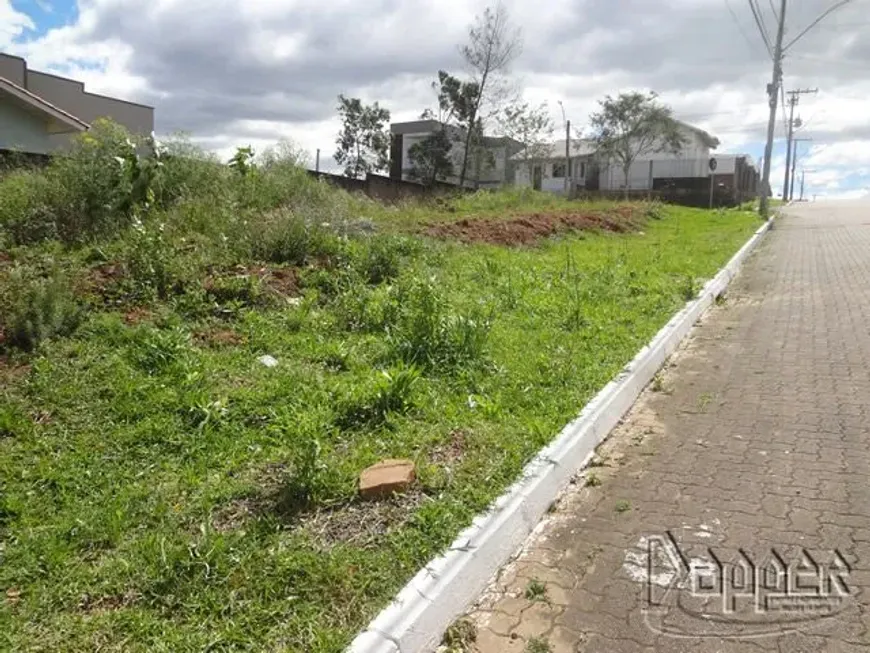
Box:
xmin=348 ymin=219 xmax=773 ymax=653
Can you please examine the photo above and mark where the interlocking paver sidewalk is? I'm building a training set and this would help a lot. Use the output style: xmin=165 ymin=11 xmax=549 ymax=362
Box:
xmin=464 ymin=203 xmax=870 ymax=652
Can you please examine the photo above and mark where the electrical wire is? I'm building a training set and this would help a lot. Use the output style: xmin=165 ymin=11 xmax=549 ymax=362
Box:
xmin=747 ymin=0 xmax=773 ymax=55
xmin=784 ymin=0 xmax=859 ymax=51
xmin=725 ymin=0 xmax=770 ymax=59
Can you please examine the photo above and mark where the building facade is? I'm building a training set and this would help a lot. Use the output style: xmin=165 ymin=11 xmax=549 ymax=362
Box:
xmin=0 ymin=52 xmax=154 ymax=156
xmin=389 ymin=119 xmax=522 ymax=188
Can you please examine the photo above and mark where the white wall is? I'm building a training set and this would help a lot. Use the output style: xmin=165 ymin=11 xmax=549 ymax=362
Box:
xmin=514 ymin=159 xmax=588 ymax=194
xmin=598 ymin=127 xmax=714 ymax=190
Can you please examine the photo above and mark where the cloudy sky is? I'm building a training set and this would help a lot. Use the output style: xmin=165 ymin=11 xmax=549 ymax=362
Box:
xmin=3 ymin=0 xmax=868 ymax=198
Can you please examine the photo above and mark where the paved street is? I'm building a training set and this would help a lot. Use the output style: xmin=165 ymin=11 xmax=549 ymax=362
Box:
xmin=466 ymin=202 xmax=870 ymax=652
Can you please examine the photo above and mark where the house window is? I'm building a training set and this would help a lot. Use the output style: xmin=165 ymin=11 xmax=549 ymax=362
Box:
xmin=552 ymin=162 xmax=566 ymax=178
xmin=577 ymin=162 xmax=586 ymax=178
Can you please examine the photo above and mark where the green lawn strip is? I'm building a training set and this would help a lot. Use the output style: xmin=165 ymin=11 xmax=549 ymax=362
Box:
xmin=0 ymin=206 xmax=758 ymax=651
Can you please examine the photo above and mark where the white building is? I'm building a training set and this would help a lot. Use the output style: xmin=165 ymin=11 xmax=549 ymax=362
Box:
xmin=597 ymin=122 xmax=720 ymax=191
xmin=512 ymin=139 xmax=597 ymax=195
xmin=512 ymin=122 xmax=722 ymax=195
xmin=389 ymin=119 xmax=522 ymax=188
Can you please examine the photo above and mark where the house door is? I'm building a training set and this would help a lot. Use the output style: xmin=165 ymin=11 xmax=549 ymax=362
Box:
xmin=532 ymin=165 xmax=542 ymax=191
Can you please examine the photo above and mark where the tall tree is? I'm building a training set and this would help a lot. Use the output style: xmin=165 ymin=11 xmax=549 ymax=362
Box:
xmin=588 ymin=91 xmax=686 ymax=197
xmin=496 ymin=102 xmax=554 ymax=168
xmin=334 ymin=95 xmax=391 ymax=178
xmin=456 ymin=2 xmax=522 ymax=188
xmin=407 ymin=129 xmax=454 ymax=186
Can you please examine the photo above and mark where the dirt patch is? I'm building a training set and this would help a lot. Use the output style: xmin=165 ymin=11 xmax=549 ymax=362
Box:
xmin=78 ymin=262 xmax=126 ymax=302
xmin=430 ymin=428 xmax=468 ymax=466
xmin=122 ymin=307 xmax=151 ymax=325
xmin=297 ymin=491 xmax=427 ymax=550
xmin=195 ymin=328 xmax=245 ymax=348
xmin=78 ymin=590 xmax=140 ymax=615
xmin=425 ymin=210 xmax=644 ymax=246
xmin=204 ymin=265 xmax=300 ymax=303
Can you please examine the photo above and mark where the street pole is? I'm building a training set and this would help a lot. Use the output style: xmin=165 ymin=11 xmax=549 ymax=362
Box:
xmin=782 ymin=88 xmax=818 ymax=201
xmin=791 ymin=138 xmax=812 ymax=201
xmin=565 ymin=119 xmax=571 ymax=196
xmin=800 ymin=169 xmax=816 ymax=202
xmin=783 ymin=96 xmax=796 ymax=201
xmin=758 ymin=0 xmax=787 ymax=219
xmin=316 ymin=148 xmax=321 ymax=173
xmin=709 ymin=172 xmax=715 ymax=209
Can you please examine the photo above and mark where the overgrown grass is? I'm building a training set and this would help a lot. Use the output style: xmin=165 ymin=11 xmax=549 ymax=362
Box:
xmin=0 ymin=123 xmax=759 ymax=651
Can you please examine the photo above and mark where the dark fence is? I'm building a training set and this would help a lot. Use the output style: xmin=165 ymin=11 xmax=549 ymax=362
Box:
xmin=576 ymin=187 xmax=751 ymax=209
xmin=307 ymin=171 xmax=463 ymax=203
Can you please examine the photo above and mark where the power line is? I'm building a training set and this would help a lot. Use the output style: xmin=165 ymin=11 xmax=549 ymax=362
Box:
xmin=784 ymin=0 xmax=858 ymax=51
xmin=725 ymin=0 xmax=769 ymax=58
xmin=747 ymin=0 xmax=774 ymax=55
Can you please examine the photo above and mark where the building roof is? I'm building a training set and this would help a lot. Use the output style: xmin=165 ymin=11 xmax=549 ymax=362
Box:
xmin=0 ymin=75 xmax=90 ymax=132
xmin=510 ymin=138 xmax=596 ymax=161
xmin=677 ymin=121 xmax=720 ymax=149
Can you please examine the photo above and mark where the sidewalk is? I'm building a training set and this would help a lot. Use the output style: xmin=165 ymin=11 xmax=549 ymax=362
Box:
xmin=465 ymin=203 xmax=870 ymax=652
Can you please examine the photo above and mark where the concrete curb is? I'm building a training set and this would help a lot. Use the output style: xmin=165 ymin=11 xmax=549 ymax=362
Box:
xmin=348 ymin=219 xmax=773 ymax=653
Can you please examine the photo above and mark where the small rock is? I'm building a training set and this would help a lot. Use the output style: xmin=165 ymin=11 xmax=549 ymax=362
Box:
xmin=359 ymin=459 xmax=416 ymax=499
xmin=258 ymin=355 xmax=278 ymax=368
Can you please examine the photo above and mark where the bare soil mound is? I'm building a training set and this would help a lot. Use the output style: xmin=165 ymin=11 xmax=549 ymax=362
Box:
xmin=425 ymin=208 xmax=644 ymax=246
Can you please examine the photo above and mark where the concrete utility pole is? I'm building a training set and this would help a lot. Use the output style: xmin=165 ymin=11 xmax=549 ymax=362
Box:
xmin=755 ymin=0 xmax=854 ymax=217
xmin=782 ymin=88 xmax=817 ymax=201
xmin=565 ymin=120 xmax=571 ymax=196
xmin=558 ymin=100 xmax=569 ymax=195
xmin=800 ymin=169 xmax=817 ymax=202
xmin=791 ymin=138 xmax=813 ymax=200
xmin=758 ymin=0 xmax=787 ymax=219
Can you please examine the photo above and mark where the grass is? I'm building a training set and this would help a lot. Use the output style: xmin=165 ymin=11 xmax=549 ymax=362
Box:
xmin=0 ymin=124 xmax=759 ymax=652
xmin=524 ymin=579 xmax=548 ymax=602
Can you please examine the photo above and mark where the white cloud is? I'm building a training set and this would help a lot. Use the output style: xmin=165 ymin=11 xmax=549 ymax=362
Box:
xmin=3 ymin=0 xmax=869 ymax=189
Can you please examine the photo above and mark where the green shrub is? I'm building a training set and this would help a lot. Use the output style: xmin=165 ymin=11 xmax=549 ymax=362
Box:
xmin=251 ymin=209 xmax=345 ymax=266
xmin=352 ymin=235 xmax=420 ymax=285
xmin=122 ymin=218 xmax=179 ymax=300
xmin=335 ymin=363 xmax=420 ymax=430
xmin=1 ymin=268 xmax=82 ymax=351
xmin=388 ymin=278 xmax=491 ymax=372
xmin=0 ymin=402 xmax=31 ymax=439
xmin=128 ymin=325 xmax=192 ymax=375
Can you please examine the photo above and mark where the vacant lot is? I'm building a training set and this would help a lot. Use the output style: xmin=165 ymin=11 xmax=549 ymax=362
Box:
xmin=0 ymin=124 xmax=759 ymax=651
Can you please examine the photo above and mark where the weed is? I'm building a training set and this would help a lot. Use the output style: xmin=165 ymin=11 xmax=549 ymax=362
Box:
xmin=252 ymin=208 xmax=345 ymax=266
xmin=697 ymin=392 xmax=714 ymax=412
xmin=524 ymin=578 xmax=549 ymax=602
xmin=525 ymin=636 xmax=552 ymax=653
xmin=615 ymin=500 xmax=632 ymax=513
xmin=1 ymin=267 xmax=81 ymax=351
xmin=128 ymin=325 xmax=191 ymax=375
xmin=0 ymin=403 xmax=31 ymax=439
xmin=335 ymin=363 xmax=421 ymax=430
xmin=441 ymin=617 xmax=477 ymax=652
xmin=650 ymin=373 xmax=668 ymax=393
xmin=679 ymin=275 xmax=699 ymax=301
xmin=585 ymin=473 xmax=602 ymax=487
xmin=388 ymin=278 xmax=491 ymax=372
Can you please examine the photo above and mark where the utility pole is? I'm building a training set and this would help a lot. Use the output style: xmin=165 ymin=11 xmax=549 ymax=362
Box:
xmin=782 ymin=88 xmax=817 ymax=201
xmin=565 ymin=119 xmax=571 ymax=196
xmin=754 ymin=0 xmax=855 ymax=217
xmin=316 ymin=148 xmax=321 ymax=173
xmin=758 ymin=0 xmax=787 ymax=219
xmin=791 ymin=138 xmax=812 ymax=201
xmin=558 ymin=100 xmax=569 ymax=195
xmin=800 ymin=169 xmax=817 ymax=202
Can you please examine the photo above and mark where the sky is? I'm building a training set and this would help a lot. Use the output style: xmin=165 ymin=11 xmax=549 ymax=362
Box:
xmin=2 ymin=0 xmax=868 ymax=199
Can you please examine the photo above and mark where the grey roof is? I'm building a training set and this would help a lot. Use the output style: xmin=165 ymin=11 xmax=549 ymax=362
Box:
xmin=510 ymin=138 xmax=596 ymax=161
